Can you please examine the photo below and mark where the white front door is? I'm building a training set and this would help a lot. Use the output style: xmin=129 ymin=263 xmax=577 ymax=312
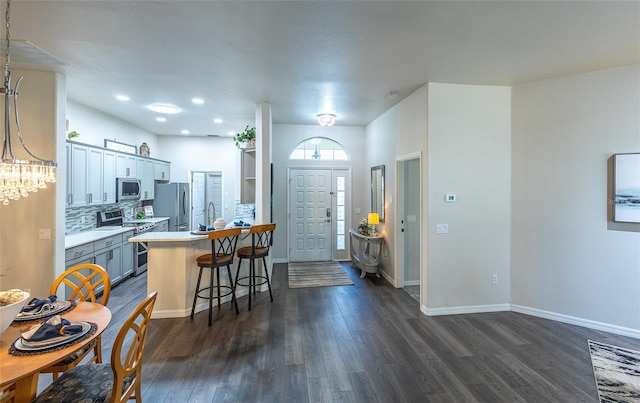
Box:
xmin=289 ymin=169 xmax=333 ymax=262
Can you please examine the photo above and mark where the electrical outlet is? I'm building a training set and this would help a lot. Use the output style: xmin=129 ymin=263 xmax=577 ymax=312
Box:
xmin=492 ymin=274 xmax=498 ymax=285
xmin=80 ymin=216 xmax=86 ymax=224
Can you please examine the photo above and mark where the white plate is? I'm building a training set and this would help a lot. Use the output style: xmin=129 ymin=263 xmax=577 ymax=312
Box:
xmin=14 ymin=321 xmax=91 ymax=351
xmin=14 ymin=300 xmax=72 ymax=321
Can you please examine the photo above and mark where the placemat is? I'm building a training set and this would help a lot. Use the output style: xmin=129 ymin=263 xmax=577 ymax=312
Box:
xmin=8 ymin=322 xmax=97 ymax=356
xmin=11 ymin=300 xmax=77 ymax=325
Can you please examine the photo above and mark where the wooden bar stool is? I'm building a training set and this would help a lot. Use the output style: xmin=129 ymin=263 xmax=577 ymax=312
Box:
xmin=234 ymin=223 xmax=276 ymax=311
xmin=191 ymin=227 xmax=242 ymax=326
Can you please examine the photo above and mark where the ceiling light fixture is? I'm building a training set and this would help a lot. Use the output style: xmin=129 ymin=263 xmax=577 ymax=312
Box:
xmin=181 ymin=129 xmax=189 ymax=135
xmin=156 ymin=117 xmax=166 ymax=122
xmin=115 ymin=95 xmax=130 ymax=101
xmin=0 ymin=0 xmax=56 ymax=205
xmin=317 ymin=113 xmax=336 ymax=127
xmin=213 ymin=118 xmax=223 ymax=124
xmin=147 ymin=103 xmax=181 ymax=114
xmin=192 ymin=98 xmax=204 ymax=105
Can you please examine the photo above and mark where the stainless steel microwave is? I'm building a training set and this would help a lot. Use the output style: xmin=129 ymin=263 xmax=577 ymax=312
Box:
xmin=116 ymin=178 xmax=141 ymax=201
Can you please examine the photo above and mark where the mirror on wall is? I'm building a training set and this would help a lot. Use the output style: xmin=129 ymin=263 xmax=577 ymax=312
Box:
xmin=371 ymin=165 xmax=385 ymax=222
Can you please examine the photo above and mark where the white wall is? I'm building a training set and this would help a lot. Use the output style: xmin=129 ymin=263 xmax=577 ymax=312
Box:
xmin=155 ymin=136 xmax=239 ymax=223
xmin=366 ymin=86 xmax=429 ymax=283
xmin=67 ymin=100 xmax=159 ymax=153
xmin=426 ymin=83 xmax=512 ymax=312
xmin=0 ymin=70 xmax=65 ymax=297
xmin=511 ymin=65 xmax=640 ymax=335
xmin=271 ymin=124 xmax=366 ymax=262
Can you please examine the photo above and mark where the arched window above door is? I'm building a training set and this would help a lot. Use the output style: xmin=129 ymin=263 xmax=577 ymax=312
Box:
xmin=289 ymin=137 xmax=349 ymax=160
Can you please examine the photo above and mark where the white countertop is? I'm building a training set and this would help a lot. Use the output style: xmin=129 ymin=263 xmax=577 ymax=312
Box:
xmin=65 ymin=217 xmax=170 ymax=249
xmin=65 ymin=226 xmax=135 ymax=249
xmin=122 ymin=217 xmax=169 ymax=224
xmin=129 ymin=231 xmax=208 ymax=242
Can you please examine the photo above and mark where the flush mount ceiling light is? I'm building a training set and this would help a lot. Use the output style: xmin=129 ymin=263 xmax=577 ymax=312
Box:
xmin=191 ymin=98 xmax=204 ymax=105
xmin=213 ymin=118 xmax=223 ymax=124
xmin=1 ymin=0 xmax=56 ymax=205
xmin=147 ymin=103 xmax=181 ymax=114
xmin=317 ymin=113 xmax=336 ymax=127
xmin=156 ymin=117 xmax=166 ymax=122
xmin=115 ymin=94 xmax=130 ymax=101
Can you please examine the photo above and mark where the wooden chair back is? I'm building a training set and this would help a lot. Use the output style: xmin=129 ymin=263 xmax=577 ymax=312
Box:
xmin=110 ymin=291 xmax=157 ymax=403
xmin=50 ymin=263 xmax=111 ymax=305
xmin=247 ymin=223 xmax=276 ymax=257
xmin=208 ymin=227 xmax=242 ymax=267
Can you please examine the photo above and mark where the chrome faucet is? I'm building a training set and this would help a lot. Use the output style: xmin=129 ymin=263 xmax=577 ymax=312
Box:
xmin=207 ymin=202 xmax=216 ymax=226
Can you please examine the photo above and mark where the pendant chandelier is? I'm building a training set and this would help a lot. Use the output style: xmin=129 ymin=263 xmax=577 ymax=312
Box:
xmin=0 ymin=0 xmax=56 ymax=205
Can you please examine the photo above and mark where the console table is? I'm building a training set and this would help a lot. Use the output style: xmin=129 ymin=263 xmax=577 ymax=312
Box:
xmin=349 ymin=228 xmax=384 ymax=278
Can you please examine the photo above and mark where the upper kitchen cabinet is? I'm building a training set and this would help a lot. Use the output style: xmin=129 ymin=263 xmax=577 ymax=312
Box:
xmin=154 ymin=160 xmax=170 ymax=182
xmin=68 ymin=143 xmax=104 ymax=207
xmin=116 ymin=153 xmax=137 ymax=178
xmin=240 ymin=147 xmax=255 ymax=203
xmin=102 ymin=150 xmax=117 ymax=204
xmin=137 ymin=157 xmax=155 ymax=200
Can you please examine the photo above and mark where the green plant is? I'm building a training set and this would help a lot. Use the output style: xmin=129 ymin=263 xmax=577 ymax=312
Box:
xmin=67 ymin=130 xmax=80 ymax=139
xmin=233 ymin=125 xmax=256 ymax=149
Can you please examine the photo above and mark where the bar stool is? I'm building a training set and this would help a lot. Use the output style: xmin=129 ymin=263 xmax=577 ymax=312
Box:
xmin=234 ymin=223 xmax=276 ymax=311
xmin=191 ymin=227 xmax=242 ymax=326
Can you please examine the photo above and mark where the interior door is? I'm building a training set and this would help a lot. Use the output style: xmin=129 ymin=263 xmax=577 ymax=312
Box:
xmin=289 ymin=169 xmax=332 ymax=262
xmin=192 ymin=172 xmax=205 ymax=229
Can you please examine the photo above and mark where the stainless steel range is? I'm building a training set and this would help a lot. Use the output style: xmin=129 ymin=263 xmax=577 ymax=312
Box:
xmin=123 ymin=221 xmax=156 ymax=276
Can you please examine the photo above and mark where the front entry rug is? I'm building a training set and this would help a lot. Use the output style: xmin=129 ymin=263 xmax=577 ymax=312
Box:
xmin=589 ymin=340 xmax=640 ymax=402
xmin=288 ymin=262 xmax=354 ymax=289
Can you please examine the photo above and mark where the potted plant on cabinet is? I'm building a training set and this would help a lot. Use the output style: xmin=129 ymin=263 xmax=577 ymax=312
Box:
xmin=233 ymin=125 xmax=256 ymax=149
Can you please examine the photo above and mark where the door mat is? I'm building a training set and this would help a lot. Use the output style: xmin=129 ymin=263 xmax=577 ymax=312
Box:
xmin=588 ymin=340 xmax=640 ymax=402
xmin=288 ymin=262 xmax=354 ymax=289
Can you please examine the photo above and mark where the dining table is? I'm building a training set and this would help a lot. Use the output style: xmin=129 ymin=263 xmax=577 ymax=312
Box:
xmin=0 ymin=301 xmax=112 ymax=402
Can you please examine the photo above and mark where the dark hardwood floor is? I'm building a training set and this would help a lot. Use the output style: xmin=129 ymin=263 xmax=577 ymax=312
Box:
xmin=41 ymin=262 xmax=640 ymax=402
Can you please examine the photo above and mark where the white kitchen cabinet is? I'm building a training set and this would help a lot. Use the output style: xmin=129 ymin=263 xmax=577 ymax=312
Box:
xmin=94 ymin=234 xmax=123 ymax=288
xmin=122 ymin=230 xmax=135 ymax=278
xmin=69 ymin=143 xmax=103 ymax=206
xmin=137 ymin=157 xmax=155 ymax=200
xmin=116 ymin=153 xmax=137 ymax=178
xmin=102 ymin=149 xmax=117 ymax=204
xmin=66 ymin=142 xmax=72 ymax=206
xmin=154 ymin=160 xmax=170 ymax=182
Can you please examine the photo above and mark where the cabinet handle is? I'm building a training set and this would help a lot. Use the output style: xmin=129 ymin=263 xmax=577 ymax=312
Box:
xmin=126 ymin=167 xmax=130 ymax=177
xmin=108 ymin=250 xmax=113 ymax=260
xmin=104 ymin=192 xmax=107 ymax=201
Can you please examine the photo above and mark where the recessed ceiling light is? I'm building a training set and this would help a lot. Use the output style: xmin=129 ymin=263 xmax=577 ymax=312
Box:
xmin=156 ymin=117 xmax=167 ymax=122
xmin=116 ymin=95 xmax=130 ymax=101
xmin=213 ymin=118 xmax=223 ymax=124
xmin=192 ymin=98 xmax=204 ymax=105
xmin=181 ymin=130 xmax=190 ymax=134
xmin=147 ymin=104 xmax=181 ymax=114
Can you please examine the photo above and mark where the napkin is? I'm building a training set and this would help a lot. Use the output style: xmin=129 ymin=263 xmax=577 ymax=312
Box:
xmin=21 ymin=315 xmax=83 ymax=342
xmin=20 ymin=295 xmax=57 ymax=314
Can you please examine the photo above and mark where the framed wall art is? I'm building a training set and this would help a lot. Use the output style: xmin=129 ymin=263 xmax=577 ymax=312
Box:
xmin=613 ymin=153 xmax=640 ymax=223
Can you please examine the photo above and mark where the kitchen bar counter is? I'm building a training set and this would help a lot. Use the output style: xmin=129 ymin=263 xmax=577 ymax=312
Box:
xmin=128 ymin=229 xmax=252 ymax=319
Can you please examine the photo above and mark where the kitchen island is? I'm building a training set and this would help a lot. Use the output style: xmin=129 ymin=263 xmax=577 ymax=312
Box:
xmin=129 ymin=230 xmax=251 ymax=319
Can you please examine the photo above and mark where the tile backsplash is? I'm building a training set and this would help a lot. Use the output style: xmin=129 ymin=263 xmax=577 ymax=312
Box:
xmin=65 ymin=200 xmax=140 ymax=234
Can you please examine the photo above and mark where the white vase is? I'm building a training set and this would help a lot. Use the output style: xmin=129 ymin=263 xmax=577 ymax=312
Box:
xmin=214 ymin=218 xmax=226 ymax=230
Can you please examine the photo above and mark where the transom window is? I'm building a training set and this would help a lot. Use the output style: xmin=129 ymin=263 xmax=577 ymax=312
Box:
xmin=289 ymin=137 xmax=349 ymax=160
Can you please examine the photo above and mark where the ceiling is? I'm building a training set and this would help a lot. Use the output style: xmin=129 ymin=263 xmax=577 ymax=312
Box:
xmin=6 ymin=1 xmax=639 ymax=137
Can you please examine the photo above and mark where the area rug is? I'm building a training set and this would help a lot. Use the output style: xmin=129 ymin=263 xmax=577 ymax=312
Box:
xmin=288 ymin=262 xmax=354 ymax=289
xmin=588 ymin=340 xmax=640 ymax=402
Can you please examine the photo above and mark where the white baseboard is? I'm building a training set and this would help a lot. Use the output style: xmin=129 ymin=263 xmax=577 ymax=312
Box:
xmin=403 ymin=280 xmax=420 ymax=286
xmin=273 ymin=258 xmax=288 ymax=264
xmin=423 ymin=303 xmax=511 ymax=316
xmin=511 ymin=304 xmax=640 ymax=339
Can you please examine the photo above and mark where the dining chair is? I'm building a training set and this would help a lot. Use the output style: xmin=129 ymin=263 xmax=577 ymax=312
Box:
xmin=40 ymin=263 xmax=111 ymax=380
xmin=234 ymin=223 xmax=276 ymax=311
xmin=0 ymin=384 xmax=14 ymax=403
xmin=191 ymin=227 xmax=242 ymax=326
xmin=33 ymin=291 xmax=157 ymax=403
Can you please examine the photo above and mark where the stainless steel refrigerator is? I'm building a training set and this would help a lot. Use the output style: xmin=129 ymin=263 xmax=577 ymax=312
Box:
xmin=153 ymin=183 xmax=190 ymax=231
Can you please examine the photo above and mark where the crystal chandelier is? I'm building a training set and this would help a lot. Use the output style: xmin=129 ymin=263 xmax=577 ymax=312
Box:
xmin=0 ymin=0 xmax=56 ymax=205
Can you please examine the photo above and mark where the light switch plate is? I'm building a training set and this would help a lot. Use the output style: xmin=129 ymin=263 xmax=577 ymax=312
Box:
xmin=355 ymin=208 xmax=361 ymax=214
xmin=407 ymin=215 xmax=417 ymax=223
xmin=445 ymin=194 xmax=456 ymax=202
xmin=436 ymin=224 xmax=449 ymax=234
